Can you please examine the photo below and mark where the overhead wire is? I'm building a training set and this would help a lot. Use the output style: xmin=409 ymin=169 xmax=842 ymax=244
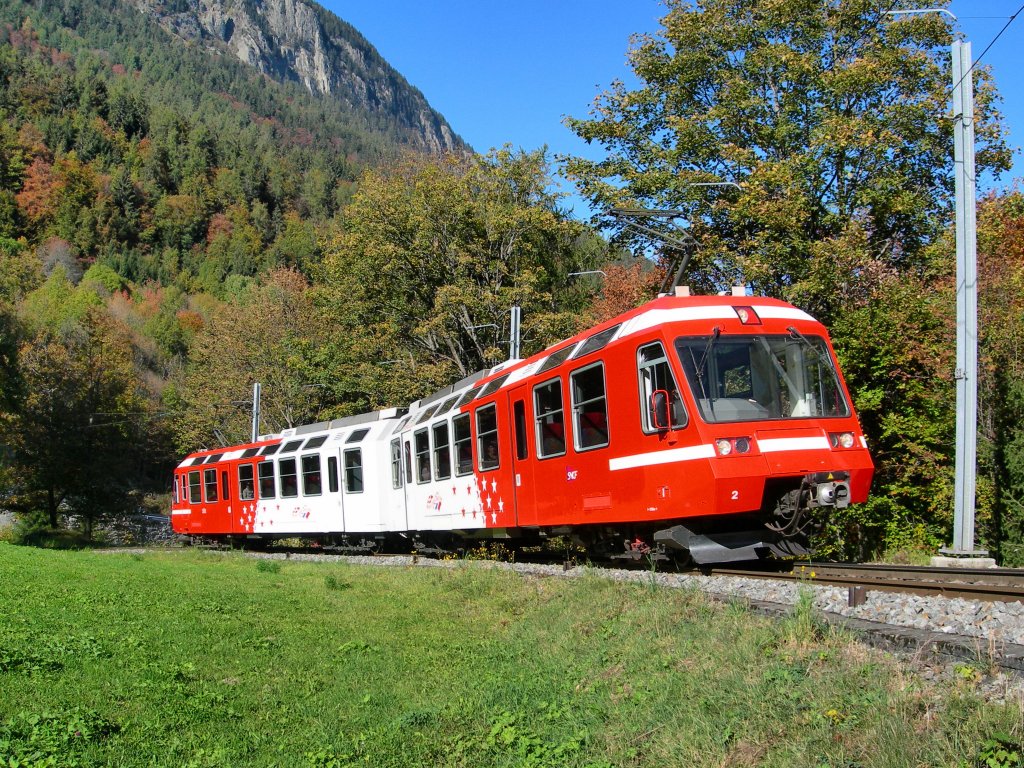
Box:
xmin=947 ymin=3 xmax=1024 ymax=98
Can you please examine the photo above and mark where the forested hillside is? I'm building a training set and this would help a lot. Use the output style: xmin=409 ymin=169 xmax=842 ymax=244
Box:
xmin=0 ymin=1 xmax=609 ymax=537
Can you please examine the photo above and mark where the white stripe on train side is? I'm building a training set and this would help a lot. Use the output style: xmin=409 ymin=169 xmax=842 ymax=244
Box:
xmin=609 ymin=434 xmax=830 ymax=471
xmin=609 ymin=444 xmax=716 ymax=471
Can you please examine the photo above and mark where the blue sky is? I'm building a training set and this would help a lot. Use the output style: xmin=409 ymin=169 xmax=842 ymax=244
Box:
xmin=324 ymin=1 xmax=1023 ymax=218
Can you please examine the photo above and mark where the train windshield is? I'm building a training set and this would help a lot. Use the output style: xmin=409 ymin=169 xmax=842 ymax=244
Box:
xmin=675 ymin=332 xmax=850 ymax=423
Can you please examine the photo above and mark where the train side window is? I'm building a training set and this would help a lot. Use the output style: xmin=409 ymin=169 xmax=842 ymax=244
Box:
xmin=188 ymin=471 xmax=201 ymax=504
xmin=344 ymin=448 xmax=364 ymax=493
xmin=221 ymin=470 xmax=230 ymax=501
xmin=239 ymin=464 xmax=255 ymax=500
xmin=203 ymin=468 xmax=218 ymax=502
xmin=453 ymin=414 xmax=473 ymax=476
xmin=433 ymin=422 xmax=452 ymax=480
xmin=414 ymin=429 xmax=431 ymax=483
xmin=638 ymin=342 xmax=687 ymax=432
xmin=404 ymin=441 xmax=413 ymax=486
xmin=513 ymin=400 xmax=528 ymax=461
xmin=390 ymin=439 xmax=403 ymax=488
xmin=477 ymin=403 xmax=499 ymax=471
xmin=258 ymin=461 xmax=276 ymax=499
xmin=572 ymin=363 xmax=609 ymax=451
xmin=328 ymin=456 xmax=340 ymax=493
xmin=173 ymin=476 xmax=180 ymax=504
xmin=301 ymin=454 xmax=322 ymax=496
xmin=534 ymin=378 xmax=566 ymax=458
xmin=279 ymin=457 xmax=298 ymax=498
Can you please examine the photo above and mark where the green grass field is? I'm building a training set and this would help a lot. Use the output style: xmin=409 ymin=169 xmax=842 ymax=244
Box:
xmin=0 ymin=544 xmax=1020 ymax=767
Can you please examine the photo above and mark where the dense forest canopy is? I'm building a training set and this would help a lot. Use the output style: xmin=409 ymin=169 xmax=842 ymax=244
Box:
xmin=1 ymin=0 xmax=1024 ymax=564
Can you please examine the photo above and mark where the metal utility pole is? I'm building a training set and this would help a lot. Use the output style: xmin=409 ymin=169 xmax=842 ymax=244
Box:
xmin=509 ymin=305 xmax=522 ymax=361
xmin=945 ymin=38 xmax=985 ymax=557
xmin=887 ymin=10 xmax=985 ymax=558
xmin=251 ymin=382 xmax=261 ymax=443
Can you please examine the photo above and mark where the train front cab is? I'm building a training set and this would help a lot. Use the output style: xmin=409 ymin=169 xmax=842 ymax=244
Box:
xmin=643 ymin=301 xmax=874 ymax=563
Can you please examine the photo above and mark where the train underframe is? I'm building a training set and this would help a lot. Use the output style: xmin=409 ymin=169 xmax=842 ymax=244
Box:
xmin=196 ymin=471 xmax=850 ymax=566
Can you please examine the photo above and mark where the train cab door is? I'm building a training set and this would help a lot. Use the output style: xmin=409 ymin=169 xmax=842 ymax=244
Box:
xmin=508 ymin=384 xmax=537 ymax=526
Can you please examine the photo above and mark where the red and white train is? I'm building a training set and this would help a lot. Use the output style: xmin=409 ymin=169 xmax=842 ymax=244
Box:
xmin=171 ymin=289 xmax=873 ymax=564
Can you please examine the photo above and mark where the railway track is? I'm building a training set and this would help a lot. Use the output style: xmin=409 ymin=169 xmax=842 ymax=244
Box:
xmin=177 ymin=540 xmax=1024 ymax=602
xmin=707 ymin=561 xmax=1024 ymax=603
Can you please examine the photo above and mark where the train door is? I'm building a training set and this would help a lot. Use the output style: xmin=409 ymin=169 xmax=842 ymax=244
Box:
xmin=401 ymin=431 xmax=431 ymax=529
xmin=471 ymin=398 xmax=517 ymax=529
xmin=384 ymin=436 xmax=409 ymax=532
xmin=234 ymin=462 xmax=258 ymax=534
xmin=328 ymin=449 xmax=346 ymax=533
xmin=200 ymin=464 xmax=231 ymax=533
xmin=527 ymin=373 xmax=577 ymax=526
xmin=508 ymin=384 xmax=537 ymax=526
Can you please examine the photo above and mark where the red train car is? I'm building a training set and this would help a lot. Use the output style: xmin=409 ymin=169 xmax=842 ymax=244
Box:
xmin=171 ymin=290 xmax=873 ymax=563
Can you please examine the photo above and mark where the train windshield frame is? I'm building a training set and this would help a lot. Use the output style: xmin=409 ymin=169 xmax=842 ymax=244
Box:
xmin=675 ymin=332 xmax=850 ymax=423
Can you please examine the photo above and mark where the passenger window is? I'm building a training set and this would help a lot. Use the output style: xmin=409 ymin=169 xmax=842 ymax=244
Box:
xmin=279 ymin=457 xmax=298 ymax=498
xmin=572 ymin=363 xmax=609 ymax=450
xmin=414 ymin=429 xmax=431 ymax=483
xmin=173 ymin=476 xmax=180 ymax=504
xmin=453 ymin=414 xmax=473 ymax=476
xmin=639 ymin=342 xmax=687 ymax=432
xmin=433 ymin=422 xmax=451 ymax=480
xmin=258 ymin=461 xmax=276 ymax=499
xmin=477 ymin=404 xmax=499 ymax=471
xmin=239 ymin=464 xmax=255 ymax=500
xmin=328 ymin=456 xmax=339 ymax=493
xmin=301 ymin=454 xmax=322 ymax=496
xmin=534 ymin=378 xmax=565 ymax=458
xmin=404 ymin=441 xmax=413 ymax=486
xmin=188 ymin=471 xmax=201 ymax=504
xmin=203 ymin=468 xmax=218 ymax=502
xmin=221 ymin=470 xmax=229 ymax=501
xmin=390 ymin=439 xmax=403 ymax=488
xmin=344 ymin=448 xmax=363 ymax=493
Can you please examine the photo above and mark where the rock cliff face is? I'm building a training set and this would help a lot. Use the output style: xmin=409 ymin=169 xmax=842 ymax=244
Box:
xmin=128 ymin=0 xmax=462 ymax=154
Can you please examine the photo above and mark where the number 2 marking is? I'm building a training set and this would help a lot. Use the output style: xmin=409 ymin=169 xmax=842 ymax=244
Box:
xmin=731 ymin=490 xmax=739 ymax=500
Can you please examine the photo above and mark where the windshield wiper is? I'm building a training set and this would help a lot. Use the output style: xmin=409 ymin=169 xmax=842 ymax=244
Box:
xmin=690 ymin=326 xmax=720 ymax=413
xmin=786 ymin=326 xmax=837 ymax=376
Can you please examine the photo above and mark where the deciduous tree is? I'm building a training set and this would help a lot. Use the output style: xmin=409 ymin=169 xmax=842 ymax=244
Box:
xmin=2 ymin=307 xmax=148 ymax=535
xmin=563 ymin=0 xmax=1010 ymax=311
xmin=319 ymin=148 xmax=595 ymax=408
xmin=170 ymin=268 xmax=330 ymax=453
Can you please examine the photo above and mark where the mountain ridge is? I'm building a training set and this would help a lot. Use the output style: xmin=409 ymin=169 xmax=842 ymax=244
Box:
xmin=126 ymin=0 xmax=463 ymax=155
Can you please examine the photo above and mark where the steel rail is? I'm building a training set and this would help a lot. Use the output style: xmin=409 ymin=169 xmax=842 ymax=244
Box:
xmin=792 ymin=561 xmax=1024 ymax=588
xmin=708 ymin=564 xmax=1024 ymax=603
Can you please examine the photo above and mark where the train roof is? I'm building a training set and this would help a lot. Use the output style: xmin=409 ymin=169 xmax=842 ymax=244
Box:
xmin=427 ymin=291 xmax=822 ymax=404
xmin=179 ymin=291 xmax=823 ymax=463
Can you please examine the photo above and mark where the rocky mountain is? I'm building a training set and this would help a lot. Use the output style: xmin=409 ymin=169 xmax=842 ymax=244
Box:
xmin=127 ymin=0 xmax=463 ymax=154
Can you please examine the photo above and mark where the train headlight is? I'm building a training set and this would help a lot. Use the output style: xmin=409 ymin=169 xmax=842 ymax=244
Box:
xmin=715 ymin=437 xmax=753 ymax=456
xmin=829 ymin=432 xmax=855 ymax=449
